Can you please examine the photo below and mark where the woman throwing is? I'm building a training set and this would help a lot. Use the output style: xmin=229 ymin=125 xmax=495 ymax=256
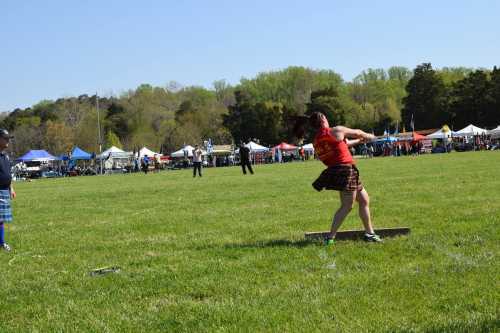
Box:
xmin=294 ymin=112 xmax=382 ymax=245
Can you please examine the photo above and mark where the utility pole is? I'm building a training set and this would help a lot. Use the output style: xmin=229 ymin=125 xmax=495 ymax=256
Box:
xmin=96 ymin=93 xmax=103 ymax=174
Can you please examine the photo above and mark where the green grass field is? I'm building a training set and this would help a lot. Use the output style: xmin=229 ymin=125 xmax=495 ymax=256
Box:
xmin=1 ymin=152 xmax=499 ymax=332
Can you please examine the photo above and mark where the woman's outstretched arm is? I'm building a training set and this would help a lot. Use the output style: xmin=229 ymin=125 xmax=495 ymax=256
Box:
xmin=333 ymin=126 xmax=375 ymax=141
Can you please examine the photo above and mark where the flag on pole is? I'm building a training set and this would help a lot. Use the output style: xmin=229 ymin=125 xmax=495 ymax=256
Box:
xmin=207 ymin=138 xmax=213 ymax=154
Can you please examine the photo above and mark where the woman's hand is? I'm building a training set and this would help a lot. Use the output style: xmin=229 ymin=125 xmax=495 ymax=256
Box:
xmin=363 ymin=133 xmax=376 ymax=142
xmin=10 ymin=189 xmax=16 ymax=200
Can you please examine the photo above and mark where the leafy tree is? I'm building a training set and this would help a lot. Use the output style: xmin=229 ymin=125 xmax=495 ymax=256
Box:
xmin=74 ymin=109 xmax=100 ymax=153
xmin=388 ymin=66 xmax=412 ymax=82
xmin=105 ymin=131 xmax=123 ymax=149
xmin=238 ymin=66 xmax=343 ymax=114
xmin=176 ymin=100 xmax=194 ymax=122
xmin=11 ymin=125 xmax=41 ymax=156
xmin=16 ymin=116 xmax=41 ymax=128
xmin=486 ymin=67 xmax=500 ymax=126
xmin=349 ymin=67 xmax=407 ymax=131
xmin=438 ymin=67 xmax=474 ymax=87
xmin=105 ymin=102 xmax=129 ymax=140
xmin=223 ymin=90 xmax=256 ymax=144
xmin=448 ymin=70 xmax=492 ymax=128
xmin=3 ymin=63 xmax=499 ymax=156
xmin=213 ymin=79 xmax=235 ymax=107
xmin=43 ymin=121 xmax=74 ymax=155
xmin=402 ymin=63 xmax=448 ymax=130
xmin=252 ymin=101 xmax=285 ymax=145
xmin=31 ymin=100 xmax=59 ymax=123
xmin=307 ymin=87 xmax=345 ymax=125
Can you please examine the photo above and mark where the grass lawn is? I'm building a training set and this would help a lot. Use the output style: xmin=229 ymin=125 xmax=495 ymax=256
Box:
xmin=1 ymin=152 xmax=499 ymax=332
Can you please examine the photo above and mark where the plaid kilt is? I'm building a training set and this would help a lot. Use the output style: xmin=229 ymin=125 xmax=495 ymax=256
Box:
xmin=0 ymin=190 xmax=13 ymax=223
xmin=312 ymin=164 xmax=363 ymax=192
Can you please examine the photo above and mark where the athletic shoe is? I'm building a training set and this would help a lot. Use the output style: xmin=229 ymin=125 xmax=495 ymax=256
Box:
xmin=1 ymin=243 xmax=11 ymax=252
xmin=324 ymin=238 xmax=335 ymax=246
xmin=363 ymin=233 xmax=383 ymax=242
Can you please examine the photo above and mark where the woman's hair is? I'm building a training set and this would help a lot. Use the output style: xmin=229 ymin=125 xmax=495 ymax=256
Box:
xmin=292 ymin=112 xmax=325 ymax=139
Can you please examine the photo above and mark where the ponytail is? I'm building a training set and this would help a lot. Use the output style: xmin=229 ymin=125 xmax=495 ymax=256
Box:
xmin=292 ymin=112 xmax=325 ymax=139
xmin=292 ymin=116 xmax=310 ymax=139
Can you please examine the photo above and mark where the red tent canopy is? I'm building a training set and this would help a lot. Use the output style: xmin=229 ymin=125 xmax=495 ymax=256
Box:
xmin=273 ymin=142 xmax=297 ymax=150
xmin=412 ymin=132 xmax=426 ymax=141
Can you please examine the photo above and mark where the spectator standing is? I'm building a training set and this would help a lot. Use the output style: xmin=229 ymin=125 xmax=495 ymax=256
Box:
xmin=192 ymin=145 xmax=203 ymax=177
xmin=142 ymin=155 xmax=150 ymax=174
xmin=239 ymin=142 xmax=254 ymax=175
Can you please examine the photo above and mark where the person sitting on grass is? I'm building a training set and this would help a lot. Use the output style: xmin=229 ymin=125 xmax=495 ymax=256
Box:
xmin=293 ymin=112 xmax=382 ymax=245
xmin=0 ymin=129 xmax=16 ymax=252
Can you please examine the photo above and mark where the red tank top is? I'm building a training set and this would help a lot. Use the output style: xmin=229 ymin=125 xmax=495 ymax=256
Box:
xmin=313 ymin=127 xmax=354 ymax=166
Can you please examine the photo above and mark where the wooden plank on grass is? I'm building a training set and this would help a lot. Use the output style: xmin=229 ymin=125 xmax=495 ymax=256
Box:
xmin=305 ymin=227 xmax=410 ymax=241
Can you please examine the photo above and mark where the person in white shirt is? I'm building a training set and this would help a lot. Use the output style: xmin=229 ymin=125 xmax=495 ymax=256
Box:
xmin=192 ymin=145 xmax=203 ymax=177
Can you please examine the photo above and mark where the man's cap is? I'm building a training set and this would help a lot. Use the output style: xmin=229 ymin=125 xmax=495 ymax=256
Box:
xmin=0 ymin=129 xmax=12 ymax=140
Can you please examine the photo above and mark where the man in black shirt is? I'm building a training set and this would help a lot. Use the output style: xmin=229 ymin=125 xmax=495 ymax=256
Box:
xmin=0 ymin=129 xmax=15 ymax=252
xmin=239 ymin=141 xmax=254 ymax=175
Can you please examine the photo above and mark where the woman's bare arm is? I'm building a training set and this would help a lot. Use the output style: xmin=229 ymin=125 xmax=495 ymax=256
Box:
xmin=333 ymin=126 xmax=375 ymax=141
xmin=346 ymin=138 xmax=362 ymax=147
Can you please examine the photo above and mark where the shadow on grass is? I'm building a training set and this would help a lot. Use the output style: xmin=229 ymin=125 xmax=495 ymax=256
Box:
xmin=196 ymin=237 xmax=377 ymax=251
xmin=394 ymin=317 xmax=499 ymax=333
xmin=223 ymin=239 xmax=316 ymax=249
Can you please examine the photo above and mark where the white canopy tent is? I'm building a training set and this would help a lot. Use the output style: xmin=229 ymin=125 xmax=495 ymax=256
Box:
xmin=454 ymin=124 xmax=487 ymax=137
xmin=170 ymin=145 xmax=207 ymax=158
xmin=246 ymin=141 xmax=269 ymax=152
xmin=487 ymin=126 xmax=500 ymax=138
xmin=171 ymin=145 xmax=194 ymax=158
xmin=426 ymin=128 xmax=455 ymax=139
xmin=302 ymin=143 xmax=314 ymax=152
xmin=235 ymin=141 xmax=270 ymax=154
xmin=97 ymin=146 xmax=132 ymax=159
xmin=139 ymin=147 xmax=159 ymax=158
xmin=97 ymin=146 xmax=133 ymax=170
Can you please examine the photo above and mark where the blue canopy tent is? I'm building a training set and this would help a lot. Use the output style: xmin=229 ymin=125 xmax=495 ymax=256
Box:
xmin=17 ymin=150 xmax=58 ymax=162
xmin=70 ymin=147 xmax=92 ymax=160
xmin=374 ymin=136 xmax=398 ymax=143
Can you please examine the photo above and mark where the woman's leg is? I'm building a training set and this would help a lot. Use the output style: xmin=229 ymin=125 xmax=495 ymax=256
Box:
xmin=328 ymin=191 xmax=356 ymax=239
xmin=356 ymin=188 xmax=375 ymax=234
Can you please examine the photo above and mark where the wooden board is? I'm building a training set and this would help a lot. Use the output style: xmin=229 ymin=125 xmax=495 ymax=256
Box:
xmin=305 ymin=227 xmax=410 ymax=241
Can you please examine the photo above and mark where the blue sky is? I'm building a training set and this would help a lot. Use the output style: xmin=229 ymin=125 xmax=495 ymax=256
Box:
xmin=1 ymin=0 xmax=499 ymax=111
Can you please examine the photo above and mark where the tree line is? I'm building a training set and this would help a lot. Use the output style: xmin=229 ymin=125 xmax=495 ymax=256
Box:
xmin=1 ymin=63 xmax=498 ymax=157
